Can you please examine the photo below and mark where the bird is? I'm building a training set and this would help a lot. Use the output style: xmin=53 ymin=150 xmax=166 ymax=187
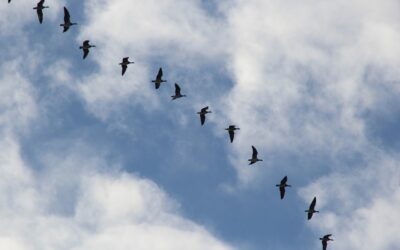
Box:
xmin=171 ymin=83 xmax=186 ymax=100
xmin=8 ymin=0 xmax=11 ymax=3
xmin=119 ymin=57 xmax=134 ymax=76
xmin=151 ymin=67 xmax=166 ymax=89
xmin=320 ymin=234 xmax=333 ymax=250
xmin=276 ymin=176 xmax=291 ymax=199
xmin=248 ymin=146 xmax=262 ymax=165
xmin=305 ymin=197 xmax=319 ymax=220
xmin=33 ymin=0 xmax=49 ymax=24
xmin=79 ymin=40 xmax=96 ymax=59
xmin=197 ymin=106 xmax=211 ymax=126
xmin=60 ymin=7 xmax=77 ymax=32
xmin=225 ymin=125 xmax=240 ymax=143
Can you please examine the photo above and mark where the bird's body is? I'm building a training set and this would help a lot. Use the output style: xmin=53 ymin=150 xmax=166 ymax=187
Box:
xmin=60 ymin=7 xmax=77 ymax=32
xmin=171 ymin=83 xmax=186 ymax=100
xmin=305 ymin=197 xmax=319 ymax=220
xmin=225 ymin=125 xmax=240 ymax=143
xmin=79 ymin=40 xmax=96 ymax=59
xmin=119 ymin=57 xmax=134 ymax=76
xmin=320 ymin=234 xmax=333 ymax=250
xmin=248 ymin=146 xmax=262 ymax=165
xmin=197 ymin=106 xmax=211 ymax=126
xmin=152 ymin=68 xmax=166 ymax=89
xmin=276 ymin=176 xmax=291 ymax=199
xmin=33 ymin=0 xmax=49 ymax=24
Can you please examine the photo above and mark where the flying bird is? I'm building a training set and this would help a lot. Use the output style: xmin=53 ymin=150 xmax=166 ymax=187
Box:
xmin=171 ymin=83 xmax=186 ymax=100
xmin=119 ymin=57 xmax=134 ymax=76
xmin=33 ymin=0 xmax=49 ymax=24
xmin=151 ymin=67 xmax=166 ymax=89
xmin=225 ymin=125 xmax=240 ymax=143
xmin=305 ymin=197 xmax=319 ymax=220
xmin=248 ymin=146 xmax=262 ymax=165
xmin=60 ymin=7 xmax=77 ymax=32
xmin=320 ymin=234 xmax=333 ymax=250
xmin=197 ymin=106 xmax=211 ymax=126
xmin=276 ymin=176 xmax=291 ymax=199
xmin=79 ymin=40 xmax=96 ymax=59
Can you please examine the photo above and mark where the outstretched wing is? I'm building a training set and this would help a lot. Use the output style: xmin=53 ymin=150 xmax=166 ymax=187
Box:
xmin=156 ymin=68 xmax=163 ymax=81
xmin=155 ymin=81 xmax=161 ymax=89
xmin=83 ymin=40 xmax=89 ymax=46
xmin=121 ymin=65 xmax=127 ymax=75
xmin=83 ymin=48 xmax=89 ymax=59
xmin=201 ymin=106 xmax=209 ymax=113
xmin=200 ymin=114 xmax=206 ymax=125
xmin=308 ymin=211 xmax=313 ymax=220
xmin=175 ymin=83 xmax=181 ymax=95
xmin=37 ymin=9 xmax=43 ymax=23
xmin=38 ymin=0 xmax=45 ymax=5
xmin=251 ymin=146 xmax=258 ymax=158
xmin=229 ymin=130 xmax=234 ymax=143
xmin=310 ymin=197 xmax=317 ymax=210
xmin=64 ymin=7 xmax=70 ymax=23
xmin=279 ymin=186 xmax=285 ymax=199
xmin=322 ymin=240 xmax=327 ymax=250
xmin=63 ymin=26 xmax=69 ymax=32
xmin=280 ymin=176 xmax=288 ymax=185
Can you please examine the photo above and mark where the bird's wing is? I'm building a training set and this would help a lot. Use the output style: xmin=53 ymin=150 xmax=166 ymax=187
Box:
xmin=8 ymin=0 xmax=11 ymax=3
xmin=252 ymin=146 xmax=258 ymax=158
xmin=37 ymin=9 xmax=43 ymax=23
xmin=200 ymin=114 xmax=206 ymax=125
xmin=308 ymin=211 xmax=313 ymax=220
xmin=64 ymin=7 xmax=70 ymax=22
xmin=38 ymin=0 xmax=45 ymax=6
xmin=123 ymin=57 xmax=129 ymax=63
xmin=201 ymin=106 xmax=209 ymax=113
xmin=310 ymin=197 xmax=317 ymax=210
xmin=122 ymin=65 xmax=127 ymax=75
xmin=229 ymin=130 xmax=234 ymax=143
xmin=83 ymin=49 xmax=89 ymax=59
xmin=155 ymin=81 xmax=160 ymax=89
xmin=63 ymin=26 xmax=69 ymax=32
xmin=322 ymin=241 xmax=327 ymax=250
xmin=324 ymin=234 xmax=332 ymax=239
xmin=281 ymin=176 xmax=288 ymax=185
xmin=279 ymin=186 xmax=285 ymax=199
xmin=156 ymin=68 xmax=163 ymax=80
xmin=175 ymin=83 xmax=181 ymax=95
xmin=83 ymin=40 xmax=89 ymax=46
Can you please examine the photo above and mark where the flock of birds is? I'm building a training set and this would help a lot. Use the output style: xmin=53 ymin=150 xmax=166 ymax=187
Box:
xmin=7 ymin=0 xmax=335 ymax=249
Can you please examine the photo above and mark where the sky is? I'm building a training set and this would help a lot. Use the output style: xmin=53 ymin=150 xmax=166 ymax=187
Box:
xmin=1 ymin=0 xmax=400 ymax=249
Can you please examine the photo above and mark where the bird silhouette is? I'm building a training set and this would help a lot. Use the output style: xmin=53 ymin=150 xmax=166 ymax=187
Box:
xmin=276 ymin=176 xmax=291 ymax=199
xmin=151 ymin=67 xmax=166 ymax=89
xmin=320 ymin=234 xmax=333 ymax=250
xmin=119 ymin=57 xmax=134 ymax=76
xmin=248 ymin=146 xmax=262 ymax=165
xmin=305 ymin=197 xmax=319 ymax=220
xmin=225 ymin=125 xmax=240 ymax=143
xmin=197 ymin=106 xmax=211 ymax=126
xmin=33 ymin=0 xmax=49 ymax=24
xmin=171 ymin=83 xmax=186 ymax=100
xmin=60 ymin=7 xmax=77 ymax=32
xmin=79 ymin=40 xmax=96 ymax=59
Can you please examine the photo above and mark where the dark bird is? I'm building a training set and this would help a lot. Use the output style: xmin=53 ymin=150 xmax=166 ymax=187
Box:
xmin=79 ymin=40 xmax=96 ymax=59
xmin=225 ymin=125 xmax=240 ymax=143
xmin=276 ymin=176 xmax=291 ymax=199
xmin=197 ymin=106 xmax=211 ymax=126
xmin=305 ymin=197 xmax=319 ymax=220
xmin=171 ymin=83 xmax=186 ymax=100
xmin=119 ymin=57 xmax=134 ymax=76
xmin=248 ymin=146 xmax=262 ymax=165
xmin=60 ymin=7 xmax=77 ymax=32
xmin=320 ymin=234 xmax=333 ymax=250
xmin=33 ymin=0 xmax=49 ymax=24
xmin=151 ymin=67 xmax=166 ymax=89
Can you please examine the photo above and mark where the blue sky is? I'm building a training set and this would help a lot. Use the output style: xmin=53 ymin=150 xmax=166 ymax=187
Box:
xmin=1 ymin=0 xmax=400 ymax=250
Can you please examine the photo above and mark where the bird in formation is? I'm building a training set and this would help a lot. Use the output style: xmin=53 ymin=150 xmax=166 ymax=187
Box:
xmin=197 ymin=106 xmax=211 ymax=126
xmin=248 ymin=145 xmax=262 ymax=165
xmin=60 ymin=7 xmax=77 ymax=32
xmin=225 ymin=125 xmax=240 ymax=143
xmin=276 ymin=176 xmax=291 ymax=199
xmin=152 ymin=67 xmax=166 ymax=89
xmin=79 ymin=40 xmax=96 ymax=59
xmin=320 ymin=234 xmax=333 ymax=250
xmin=120 ymin=57 xmax=134 ymax=76
xmin=171 ymin=83 xmax=186 ymax=100
xmin=33 ymin=0 xmax=49 ymax=24
xmin=305 ymin=196 xmax=319 ymax=220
